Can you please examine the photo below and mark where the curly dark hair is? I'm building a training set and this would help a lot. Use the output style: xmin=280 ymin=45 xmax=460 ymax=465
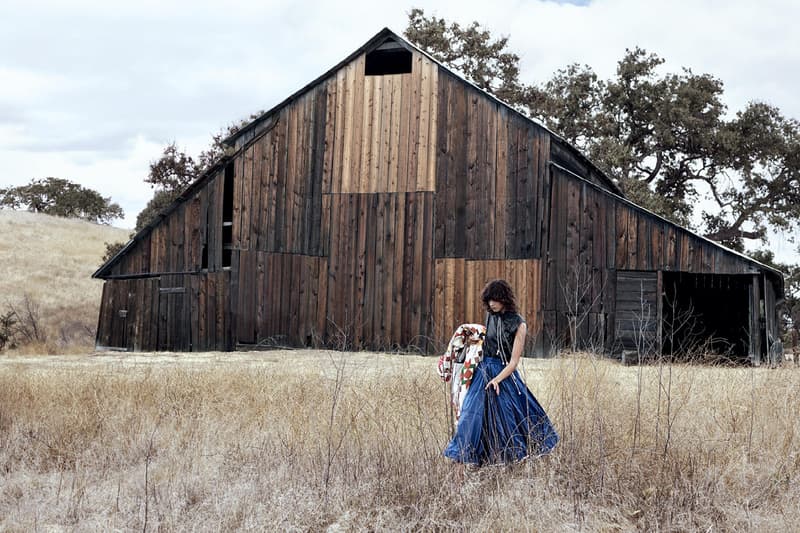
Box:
xmin=481 ymin=279 xmax=518 ymax=313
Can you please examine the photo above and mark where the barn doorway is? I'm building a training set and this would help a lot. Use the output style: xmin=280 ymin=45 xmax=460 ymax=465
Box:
xmin=661 ymin=272 xmax=752 ymax=361
xmin=158 ymin=275 xmax=190 ymax=351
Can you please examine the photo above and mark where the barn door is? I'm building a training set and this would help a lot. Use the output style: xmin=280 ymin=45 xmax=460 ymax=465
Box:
xmin=614 ymin=271 xmax=660 ymax=359
xmin=158 ymin=275 xmax=190 ymax=351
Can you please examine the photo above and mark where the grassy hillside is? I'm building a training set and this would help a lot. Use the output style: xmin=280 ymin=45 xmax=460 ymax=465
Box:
xmin=0 ymin=209 xmax=130 ymax=351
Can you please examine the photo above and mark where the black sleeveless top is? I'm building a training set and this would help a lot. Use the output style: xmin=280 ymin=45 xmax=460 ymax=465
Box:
xmin=484 ymin=311 xmax=525 ymax=359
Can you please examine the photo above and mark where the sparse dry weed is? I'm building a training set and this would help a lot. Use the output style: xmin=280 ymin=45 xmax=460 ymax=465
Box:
xmin=1 ymin=351 xmax=799 ymax=531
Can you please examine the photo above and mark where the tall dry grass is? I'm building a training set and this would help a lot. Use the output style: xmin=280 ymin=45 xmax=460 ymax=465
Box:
xmin=1 ymin=351 xmax=799 ymax=531
xmin=0 ymin=210 xmax=129 ymax=352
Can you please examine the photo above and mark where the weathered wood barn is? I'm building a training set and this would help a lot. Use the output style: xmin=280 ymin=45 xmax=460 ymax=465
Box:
xmin=94 ymin=28 xmax=784 ymax=363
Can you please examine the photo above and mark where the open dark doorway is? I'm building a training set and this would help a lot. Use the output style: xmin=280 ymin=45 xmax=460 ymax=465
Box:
xmin=661 ymin=272 xmax=752 ymax=361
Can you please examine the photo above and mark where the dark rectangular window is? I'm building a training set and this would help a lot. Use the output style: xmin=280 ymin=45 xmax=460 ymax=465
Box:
xmin=365 ymin=47 xmax=412 ymax=76
xmin=223 ymin=163 xmax=234 ymax=222
xmin=222 ymin=163 xmax=234 ymax=268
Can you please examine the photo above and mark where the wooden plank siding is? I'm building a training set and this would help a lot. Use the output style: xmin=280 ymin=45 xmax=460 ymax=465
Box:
xmin=539 ymin=165 xmax=766 ymax=354
xmin=96 ymin=37 xmax=780 ymax=359
xmin=434 ymin=258 xmax=542 ymax=353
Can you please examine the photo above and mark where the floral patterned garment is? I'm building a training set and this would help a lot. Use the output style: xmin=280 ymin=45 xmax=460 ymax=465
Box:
xmin=437 ymin=324 xmax=486 ymax=420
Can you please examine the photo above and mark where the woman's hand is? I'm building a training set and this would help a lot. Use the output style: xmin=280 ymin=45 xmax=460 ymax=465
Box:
xmin=485 ymin=378 xmax=501 ymax=395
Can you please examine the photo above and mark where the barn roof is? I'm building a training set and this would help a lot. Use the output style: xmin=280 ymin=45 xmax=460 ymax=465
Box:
xmin=93 ymin=27 xmax=785 ymax=296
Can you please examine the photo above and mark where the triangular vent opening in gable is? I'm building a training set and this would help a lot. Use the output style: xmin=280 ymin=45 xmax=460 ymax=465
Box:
xmin=365 ymin=38 xmax=412 ymax=75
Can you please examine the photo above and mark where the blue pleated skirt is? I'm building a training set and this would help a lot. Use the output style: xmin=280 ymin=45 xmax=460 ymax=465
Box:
xmin=443 ymin=357 xmax=559 ymax=465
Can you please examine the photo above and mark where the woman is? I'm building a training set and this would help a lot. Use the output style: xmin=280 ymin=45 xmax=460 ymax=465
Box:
xmin=443 ymin=279 xmax=558 ymax=465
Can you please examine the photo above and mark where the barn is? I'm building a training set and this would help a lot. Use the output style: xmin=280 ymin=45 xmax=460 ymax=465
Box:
xmin=94 ymin=28 xmax=784 ymax=363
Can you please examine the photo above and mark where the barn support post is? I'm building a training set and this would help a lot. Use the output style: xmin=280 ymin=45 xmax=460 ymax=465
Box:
xmin=749 ymin=274 xmax=762 ymax=365
xmin=764 ymin=274 xmax=771 ymax=365
xmin=656 ymin=270 xmax=663 ymax=357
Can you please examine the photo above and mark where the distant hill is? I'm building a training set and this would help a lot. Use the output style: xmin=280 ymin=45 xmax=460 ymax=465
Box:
xmin=0 ymin=210 xmax=130 ymax=350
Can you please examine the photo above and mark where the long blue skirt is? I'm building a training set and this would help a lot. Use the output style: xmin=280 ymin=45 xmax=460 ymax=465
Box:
xmin=443 ymin=357 xmax=558 ymax=465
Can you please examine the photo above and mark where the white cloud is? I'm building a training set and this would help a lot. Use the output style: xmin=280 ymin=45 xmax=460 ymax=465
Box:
xmin=1 ymin=0 xmax=798 ymax=260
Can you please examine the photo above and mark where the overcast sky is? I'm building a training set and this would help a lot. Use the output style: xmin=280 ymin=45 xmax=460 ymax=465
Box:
xmin=2 ymin=0 xmax=798 ymax=261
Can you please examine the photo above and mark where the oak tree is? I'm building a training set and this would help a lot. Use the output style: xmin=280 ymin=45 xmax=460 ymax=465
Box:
xmin=0 ymin=177 xmax=124 ymax=224
xmin=404 ymin=9 xmax=800 ymax=252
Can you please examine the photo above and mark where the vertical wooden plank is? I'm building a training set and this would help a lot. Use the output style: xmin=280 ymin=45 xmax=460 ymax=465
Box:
xmin=433 ymin=72 xmax=449 ymax=259
xmin=465 ymin=89 xmax=479 ymax=258
xmin=481 ymin=99 xmax=496 ymax=261
xmin=333 ymin=68 xmax=346 ymax=194
xmin=388 ymin=73 xmax=402 ymax=192
xmin=637 ymin=215 xmax=650 ymax=270
xmin=379 ymin=75 xmax=393 ymax=193
xmin=256 ymin=136 xmax=270 ymax=252
xmin=349 ymin=57 xmax=365 ymax=195
xmin=434 ymin=259 xmax=445 ymax=344
xmin=426 ymin=63 xmax=439 ymax=192
xmin=353 ymin=194 xmax=368 ymax=348
xmin=289 ymin=97 xmax=302 ymax=254
xmin=464 ymin=260 xmax=475 ymax=323
xmin=615 ymin=205 xmax=629 ymax=269
xmin=206 ymin=273 xmax=216 ymax=350
xmin=214 ymin=173 xmax=225 ymax=270
xmin=412 ymin=192 xmax=426 ymax=343
xmin=254 ymin=251 xmax=266 ymax=343
xmin=416 ymin=58 xmax=431 ymax=191
xmin=494 ymin=107 xmax=508 ymax=259
xmin=300 ymin=93 xmax=314 ymax=254
xmin=316 ymin=257 xmax=329 ymax=343
xmin=240 ymin=145 xmax=254 ymax=251
xmin=400 ymin=193 xmax=414 ymax=341
xmin=452 ymin=84 xmax=468 ymax=257
xmin=373 ymin=194 xmax=387 ymax=348
xmin=371 ymin=73 xmax=385 ymax=193
xmin=392 ymin=195 xmax=407 ymax=344
xmin=251 ymin=132 xmax=265 ymax=252
xmin=97 ymin=282 xmax=110 ymax=347
xmin=750 ymin=274 xmax=762 ymax=364
xmin=325 ymin=198 xmax=340 ymax=343
xmin=340 ymin=62 xmax=355 ymax=193
xmin=322 ymin=77 xmax=336 ymax=194
xmin=442 ymin=258 xmax=453 ymax=340
xmin=522 ymin=125 xmax=536 ymax=258
xmin=505 ymin=118 xmax=519 ymax=258
xmin=300 ymin=255 xmax=313 ymax=345
xmin=530 ymin=129 xmax=541 ymax=258
xmin=359 ymin=73 xmax=374 ymax=194
xmin=264 ymin=253 xmax=276 ymax=338
xmin=289 ymin=254 xmax=301 ymax=344
xmin=397 ymin=69 xmax=412 ymax=194
xmin=408 ymin=52 xmax=423 ymax=196
xmin=539 ymin=132 xmax=552 ymax=262
xmin=217 ymin=272 xmax=227 ymax=350
xmin=382 ymin=195 xmax=397 ymax=347
xmin=309 ymin=87 xmax=327 ymax=255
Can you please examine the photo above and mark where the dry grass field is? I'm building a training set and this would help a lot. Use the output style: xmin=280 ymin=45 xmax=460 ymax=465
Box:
xmin=3 ymin=210 xmax=800 ymax=530
xmin=0 ymin=210 xmax=129 ymax=352
xmin=1 ymin=350 xmax=799 ymax=531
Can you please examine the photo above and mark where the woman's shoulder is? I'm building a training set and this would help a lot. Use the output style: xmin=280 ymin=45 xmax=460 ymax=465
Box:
xmin=504 ymin=311 xmax=525 ymax=327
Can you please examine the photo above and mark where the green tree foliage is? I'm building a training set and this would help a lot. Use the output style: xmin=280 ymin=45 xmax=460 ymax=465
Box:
xmin=135 ymin=142 xmax=202 ymax=232
xmin=101 ymin=239 xmax=128 ymax=264
xmin=0 ymin=177 xmax=124 ymax=224
xmin=404 ymin=9 xmax=800 ymax=252
xmin=134 ymin=113 xmax=262 ymax=233
xmin=405 ymin=8 xmax=523 ymax=103
xmin=135 ymin=189 xmax=177 ymax=232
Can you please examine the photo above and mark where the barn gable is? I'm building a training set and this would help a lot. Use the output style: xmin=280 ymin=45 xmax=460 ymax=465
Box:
xmin=94 ymin=28 xmax=784 ymax=363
